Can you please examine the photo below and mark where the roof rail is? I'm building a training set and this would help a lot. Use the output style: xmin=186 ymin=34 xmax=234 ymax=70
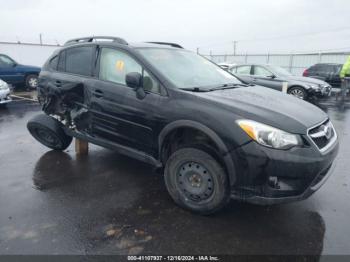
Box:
xmin=64 ymin=36 xmax=128 ymax=46
xmin=146 ymin=42 xmax=183 ymax=49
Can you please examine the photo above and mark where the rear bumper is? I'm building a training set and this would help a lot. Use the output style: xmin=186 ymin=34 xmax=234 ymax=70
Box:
xmin=229 ymin=137 xmax=339 ymax=205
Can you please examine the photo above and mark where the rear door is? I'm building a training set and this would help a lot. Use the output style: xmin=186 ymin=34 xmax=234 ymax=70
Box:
xmin=252 ymin=65 xmax=284 ymax=91
xmin=87 ymin=47 xmax=165 ymax=154
xmin=45 ymin=45 xmax=96 ymax=104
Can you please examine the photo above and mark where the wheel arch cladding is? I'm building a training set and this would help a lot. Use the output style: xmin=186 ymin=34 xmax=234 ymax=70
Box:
xmin=158 ymin=120 xmax=236 ymax=185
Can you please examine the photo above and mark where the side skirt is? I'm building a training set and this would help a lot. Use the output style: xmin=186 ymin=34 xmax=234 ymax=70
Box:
xmin=64 ymin=128 xmax=163 ymax=168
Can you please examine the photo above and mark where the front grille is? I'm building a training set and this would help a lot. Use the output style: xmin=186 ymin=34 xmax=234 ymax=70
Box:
xmin=308 ymin=119 xmax=336 ymax=152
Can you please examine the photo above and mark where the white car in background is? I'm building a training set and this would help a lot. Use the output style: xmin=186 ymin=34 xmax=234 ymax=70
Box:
xmin=0 ymin=79 xmax=12 ymax=105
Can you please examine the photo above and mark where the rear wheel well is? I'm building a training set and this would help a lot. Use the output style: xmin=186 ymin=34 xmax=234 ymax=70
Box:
xmin=25 ymin=72 xmax=39 ymax=78
xmin=160 ymin=127 xmax=224 ymax=168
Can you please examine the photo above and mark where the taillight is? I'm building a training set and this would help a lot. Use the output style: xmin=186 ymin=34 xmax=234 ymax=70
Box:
xmin=303 ymin=69 xmax=309 ymax=77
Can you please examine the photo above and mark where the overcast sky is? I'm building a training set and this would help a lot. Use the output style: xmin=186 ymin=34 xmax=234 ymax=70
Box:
xmin=1 ymin=0 xmax=350 ymax=54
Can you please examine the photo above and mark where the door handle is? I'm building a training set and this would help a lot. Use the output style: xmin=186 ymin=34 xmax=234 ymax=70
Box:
xmin=93 ymin=89 xmax=104 ymax=98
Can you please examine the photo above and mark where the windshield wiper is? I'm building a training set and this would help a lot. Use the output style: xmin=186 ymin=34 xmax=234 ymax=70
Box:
xmin=208 ymin=83 xmax=248 ymax=91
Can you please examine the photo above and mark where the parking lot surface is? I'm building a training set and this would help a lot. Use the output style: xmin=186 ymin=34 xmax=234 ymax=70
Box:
xmin=0 ymin=95 xmax=350 ymax=256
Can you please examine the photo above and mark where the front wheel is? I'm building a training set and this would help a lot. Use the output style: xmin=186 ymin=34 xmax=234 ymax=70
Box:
xmin=288 ymin=86 xmax=307 ymax=100
xmin=164 ymin=148 xmax=230 ymax=214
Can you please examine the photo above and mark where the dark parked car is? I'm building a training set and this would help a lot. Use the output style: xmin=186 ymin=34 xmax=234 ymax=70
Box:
xmin=27 ymin=36 xmax=338 ymax=214
xmin=303 ymin=63 xmax=343 ymax=88
xmin=0 ymin=54 xmax=41 ymax=89
xmin=229 ymin=64 xmax=332 ymax=100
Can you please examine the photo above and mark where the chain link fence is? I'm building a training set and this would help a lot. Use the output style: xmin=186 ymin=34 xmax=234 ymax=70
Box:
xmin=0 ymin=41 xmax=61 ymax=67
xmin=202 ymin=52 xmax=350 ymax=76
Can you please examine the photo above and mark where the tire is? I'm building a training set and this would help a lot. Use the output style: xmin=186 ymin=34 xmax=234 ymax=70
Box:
xmin=164 ymin=148 xmax=230 ymax=214
xmin=27 ymin=114 xmax=72 ymax=150
xmin=288 ymin=86 xmax=307 ymax=100
xmin=25 ymin=74 xmax=38 ymax=90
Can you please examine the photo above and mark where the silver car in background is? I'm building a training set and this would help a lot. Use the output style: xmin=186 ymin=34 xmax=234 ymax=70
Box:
xmin=0 ymin=79 xmax=12 ymax=105
xmin=228 ymin=64 xmax=332 ymax=100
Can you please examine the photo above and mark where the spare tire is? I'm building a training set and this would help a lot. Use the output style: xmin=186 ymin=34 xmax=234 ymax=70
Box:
xmin=27 ymin=114 xmax=72 ymax=150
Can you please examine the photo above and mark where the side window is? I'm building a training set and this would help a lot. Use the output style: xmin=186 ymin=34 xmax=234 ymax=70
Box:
xmin=229 ymin=67 xmax=237 ymax=74
xmin=99 ymin=48 xmax=161 ymax=94
xmin=143 ymin=70 xmax=161 ymax=94
xmin=57 ymin=51 xmax=66 ymax=72
xmin=316 ymin=64 xmax=327 ymax=73
xmin=49 ymin=56 xmax=58 ymax=70
xmin=236 ymin=65 xmax=251 ymax=75
xmin=65 ymin=46 xmax=94 ymax=76
xmin=334 ymin=65 xmax=342 ymax=74
xmin=99 ymin=48 xmax=142 ymax=85
xmin=309 ymin=65 xmax=318 ymax=72
xmin=253 ymin=66 xmax=272 ymax=77
xmin=0 ymin=55 xmax=15 ymax=67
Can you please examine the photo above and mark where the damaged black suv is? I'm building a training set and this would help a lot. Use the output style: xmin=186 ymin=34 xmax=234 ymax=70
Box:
xmin=28 ymin=36 xmax=339 ymax=214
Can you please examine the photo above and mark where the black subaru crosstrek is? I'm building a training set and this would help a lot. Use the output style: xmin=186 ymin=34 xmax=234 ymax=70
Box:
xmin=28 ymin=36 xmax=339 ymax=214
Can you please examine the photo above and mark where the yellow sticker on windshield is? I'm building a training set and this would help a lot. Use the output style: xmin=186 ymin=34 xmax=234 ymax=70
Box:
xmin=115 ymin=60 xmax=124 ymax=71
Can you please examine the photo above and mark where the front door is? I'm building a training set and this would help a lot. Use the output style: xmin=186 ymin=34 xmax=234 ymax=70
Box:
xmin=252 ymin=65 xmax=284 ymax=91
xmin=89 ymin=47 xmax=165 ymax=154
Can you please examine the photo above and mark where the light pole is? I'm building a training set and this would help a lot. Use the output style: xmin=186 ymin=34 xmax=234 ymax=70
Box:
xmin=233 ymin=41 xmax=237 ymax=56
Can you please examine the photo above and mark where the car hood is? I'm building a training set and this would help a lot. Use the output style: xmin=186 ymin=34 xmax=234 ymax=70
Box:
xmin=194 ymin=86 xmax=328 ymax=134
xmin=286 ymin=75 xmax=328 ymax=86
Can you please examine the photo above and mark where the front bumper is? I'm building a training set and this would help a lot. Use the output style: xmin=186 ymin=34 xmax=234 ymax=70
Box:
xmin=312 ymin=85 xmax=332 ymax=97
xmin=229 ymin=136 xmax=339 ymax=205
xmin=0 ymin=89 xmax=12 ymax=104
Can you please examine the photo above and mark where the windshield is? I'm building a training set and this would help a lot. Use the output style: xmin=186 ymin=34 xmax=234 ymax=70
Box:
xmin=137 ymin=48 xmax=241 ymax=89
xmin=267 ymin=65 xmax=293 ymax=76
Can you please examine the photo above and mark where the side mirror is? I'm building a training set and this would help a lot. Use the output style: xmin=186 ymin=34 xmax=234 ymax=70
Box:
xmin=267 ymin=74 xmax=276 ymax=79
xmin=12 ymin=62 xmax=17 ymax=67
xmin=125 ymin=72 xmax=142 ymax=89
xmin=125 ymin=72 xmax=146 ymax=99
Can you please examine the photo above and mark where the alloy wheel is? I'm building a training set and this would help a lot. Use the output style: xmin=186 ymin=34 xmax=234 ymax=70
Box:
xmin=28 ymin=77 xmax=38 ymax=88
xmin=290 ymin=89 xmax=305 ymax=99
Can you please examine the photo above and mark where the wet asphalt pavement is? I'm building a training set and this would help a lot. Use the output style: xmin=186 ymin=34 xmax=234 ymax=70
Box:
xmin=0 ymin=95 xmax=350 ymax=257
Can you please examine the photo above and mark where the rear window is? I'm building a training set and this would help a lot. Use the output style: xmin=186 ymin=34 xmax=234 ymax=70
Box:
xmin=49 ymin=56 xmax=58 ymax=70
xmin=57 ymin=46 xmax=95 ymax=76
xmin=311 ymin=64 xmax=329 ymax=72
xmin=57 ymin=51 xmax=66 ymax=72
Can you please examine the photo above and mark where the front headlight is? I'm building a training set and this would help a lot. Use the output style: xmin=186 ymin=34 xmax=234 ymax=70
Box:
xmin=237 ymin=119 xmax=302 ymax=149
xmin=308 ymin=84 xmax=320 ymax=90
